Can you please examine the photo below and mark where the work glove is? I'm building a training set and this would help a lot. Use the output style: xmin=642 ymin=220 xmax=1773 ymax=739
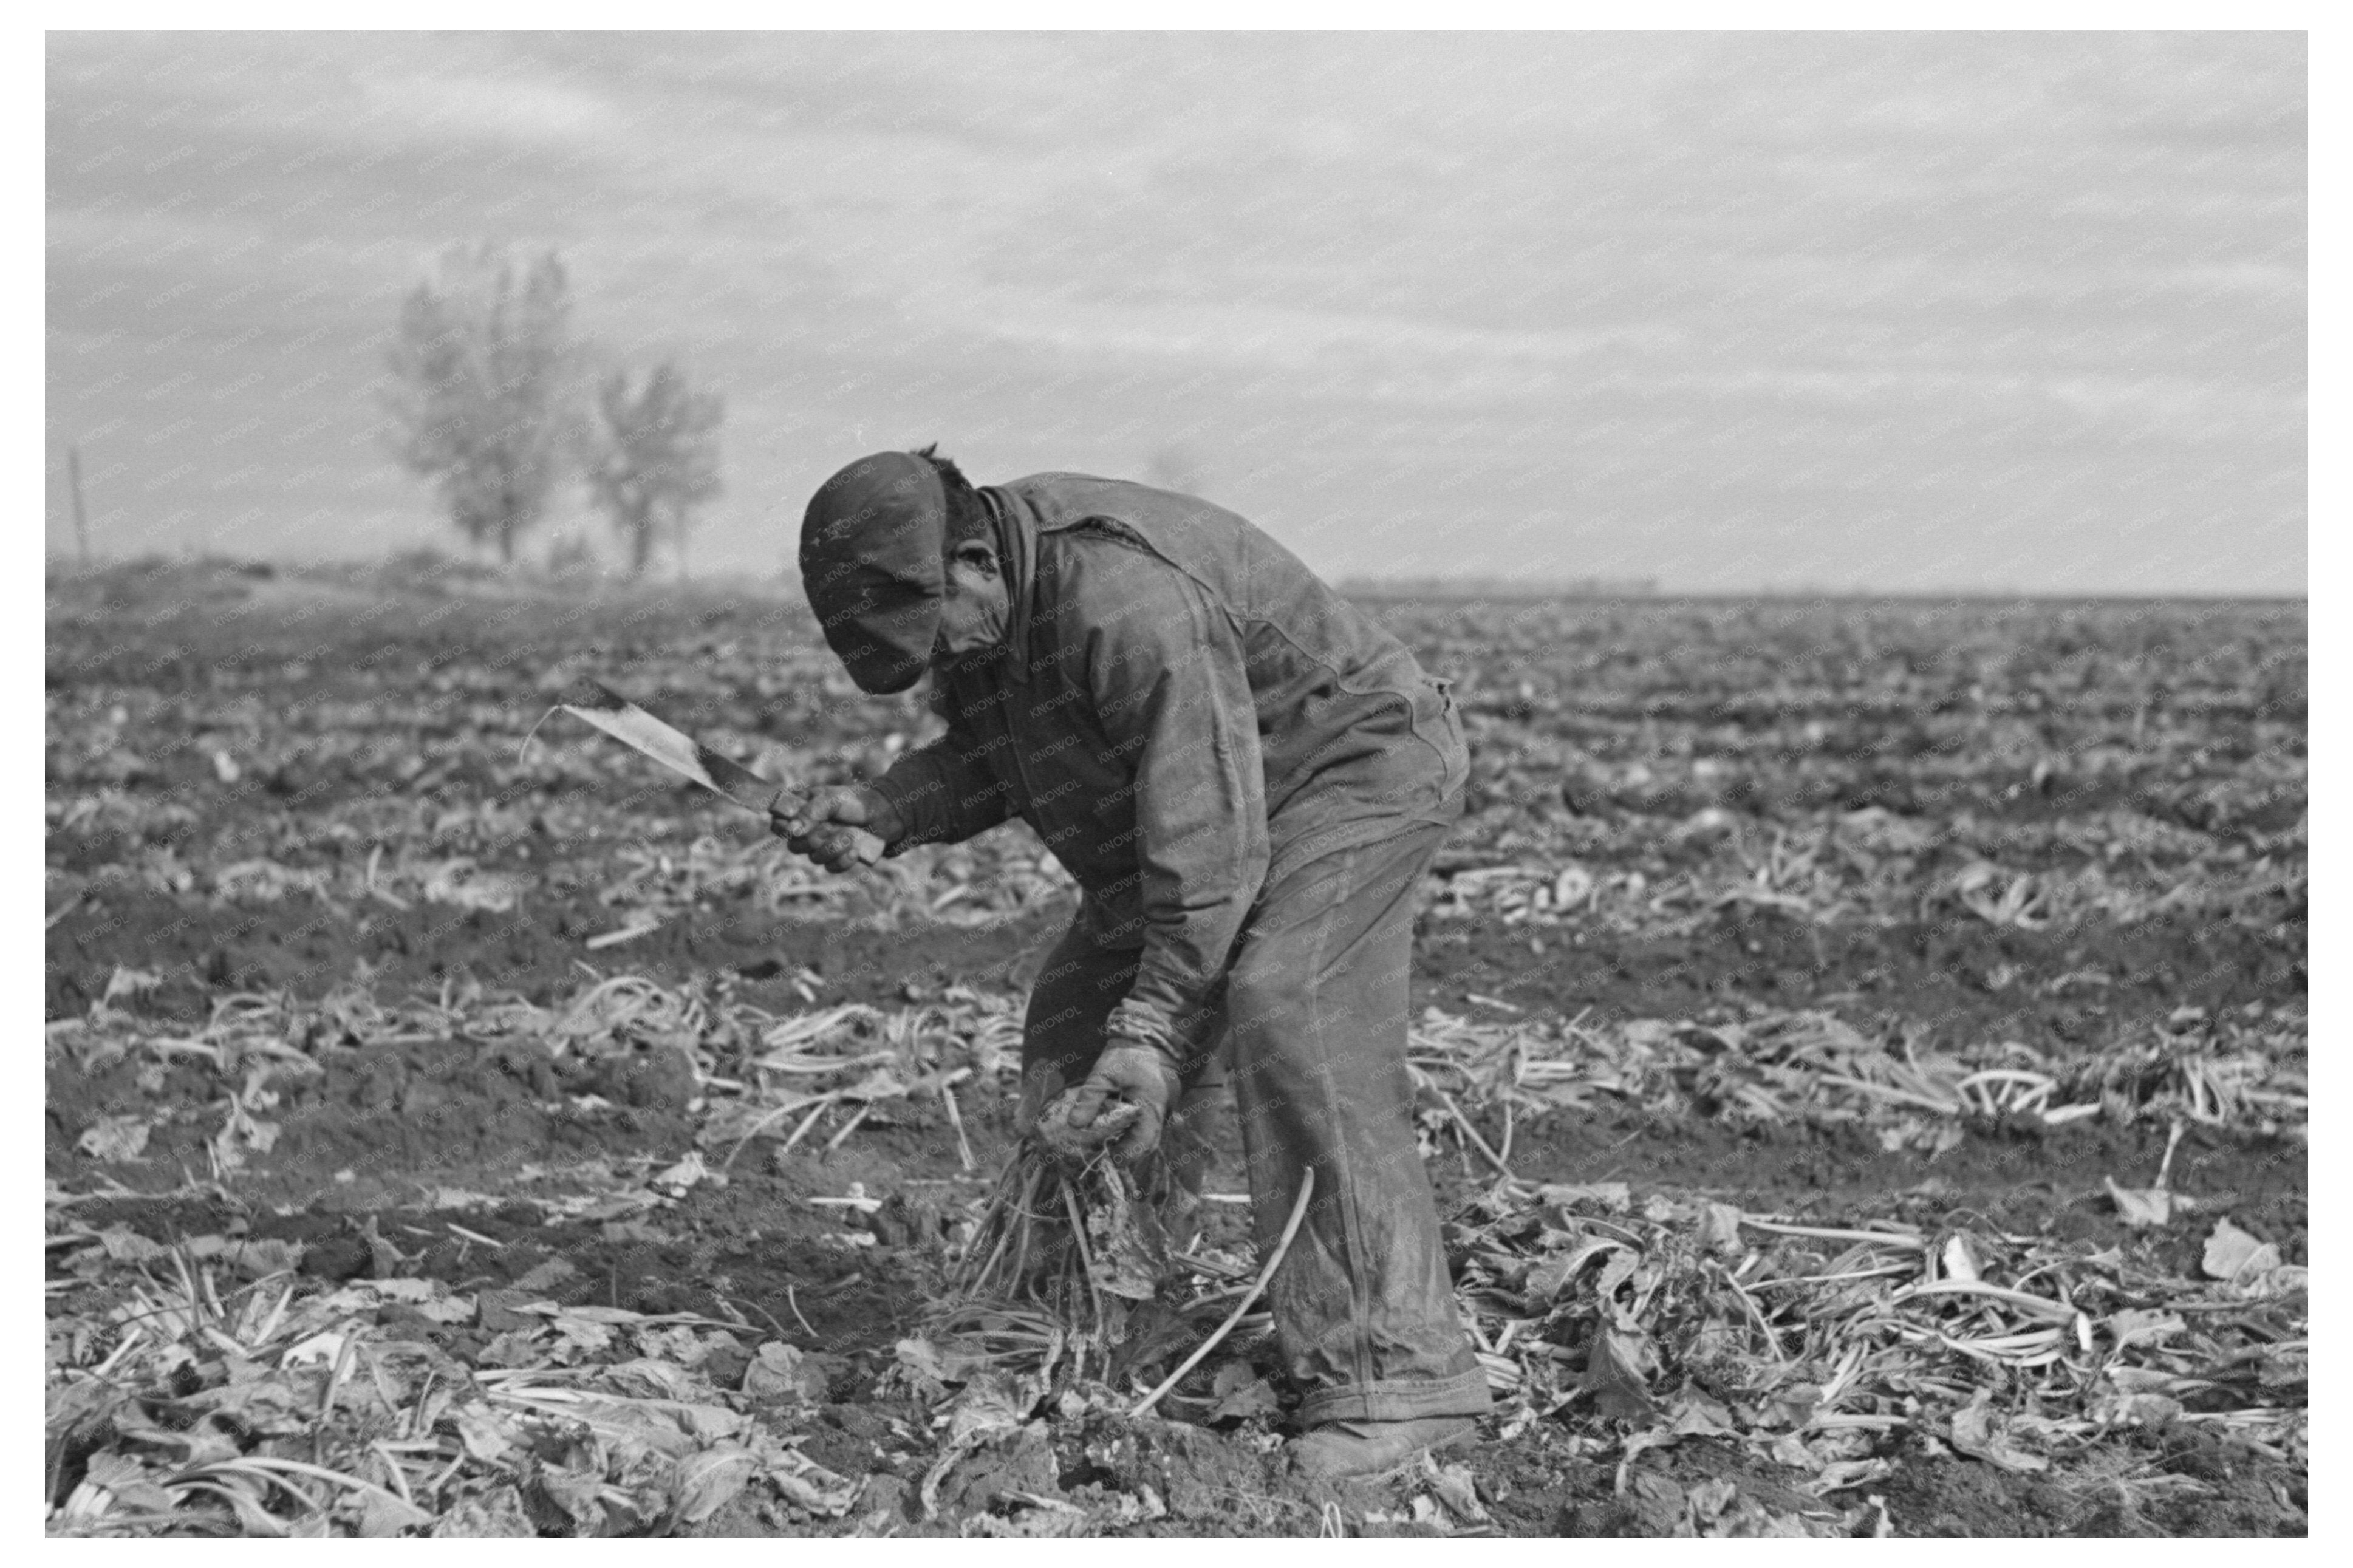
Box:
xmin=1061 ymin=1038 xmax=1184 ymax=1162
xmin=770 ymin=785 xmax=902 ymax=873
xmin=1013 ymin=1063 xmax=1068 ymax=1140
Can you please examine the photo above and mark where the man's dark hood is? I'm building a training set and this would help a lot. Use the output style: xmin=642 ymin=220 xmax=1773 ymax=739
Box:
xmin=799 ymin=451 xmax=947 ymax=695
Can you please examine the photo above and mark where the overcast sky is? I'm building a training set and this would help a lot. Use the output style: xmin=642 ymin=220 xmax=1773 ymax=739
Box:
xmin=46 ymin=31 xmax=2304 ymax=593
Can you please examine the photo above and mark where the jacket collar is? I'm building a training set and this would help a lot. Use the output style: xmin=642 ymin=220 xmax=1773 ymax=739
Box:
xmin=979 ymin=484 xmax=1036 ymax=684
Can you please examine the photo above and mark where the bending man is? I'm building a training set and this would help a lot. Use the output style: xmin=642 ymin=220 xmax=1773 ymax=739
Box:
xmin=783 ymin=448 xmax=1489 ymax=1479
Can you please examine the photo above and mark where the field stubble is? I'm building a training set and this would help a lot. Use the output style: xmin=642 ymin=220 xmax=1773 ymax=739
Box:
xmin=44 ymin=562 xmax=2304 ymax=1537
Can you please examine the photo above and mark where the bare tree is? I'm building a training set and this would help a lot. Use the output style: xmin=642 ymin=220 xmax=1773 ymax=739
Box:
xmin=584 ymin=362 xmax=723 ymax=579
xmin=384 ymin=245 xmax=579 ymax=565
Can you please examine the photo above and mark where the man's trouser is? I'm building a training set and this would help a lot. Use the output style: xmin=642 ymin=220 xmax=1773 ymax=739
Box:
xmin=1017 ymin=821 xmax=1491 ymax=1427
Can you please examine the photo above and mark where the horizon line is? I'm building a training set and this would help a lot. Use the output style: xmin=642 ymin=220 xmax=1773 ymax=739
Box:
xmin=41 ymin=554 xmax=2307 ymax=607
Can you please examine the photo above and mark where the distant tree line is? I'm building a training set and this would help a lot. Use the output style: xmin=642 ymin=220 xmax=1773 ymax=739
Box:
xmin=383 ymin=243 xmax=722 ymax=579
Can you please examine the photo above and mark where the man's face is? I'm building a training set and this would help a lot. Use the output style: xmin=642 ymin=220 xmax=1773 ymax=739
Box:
xmin=931 ymin=542 xmax=1009 ymax=666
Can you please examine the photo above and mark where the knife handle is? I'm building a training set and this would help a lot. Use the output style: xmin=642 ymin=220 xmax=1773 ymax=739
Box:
xmin=767 ymin=788 xmax=889 ymax=868
xmin=803 ymin=822 xmax=887 ymax=867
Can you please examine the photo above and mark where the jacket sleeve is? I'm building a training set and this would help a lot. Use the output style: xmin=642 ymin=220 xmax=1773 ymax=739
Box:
xmin=867 ymin=684 xmax=1017 ymax=850
xmin=1085 ymin=557 xmax=1271 ymax=1058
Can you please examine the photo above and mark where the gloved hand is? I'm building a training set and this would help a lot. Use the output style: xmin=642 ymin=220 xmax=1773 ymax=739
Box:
xmin=770 ymin=785 xmax=903 ymax=872
xmin=1014 ymin=1063 xmax=1065 ymax=1140
xmin=1062 ymin=1039 xmax=1184 ymax=1162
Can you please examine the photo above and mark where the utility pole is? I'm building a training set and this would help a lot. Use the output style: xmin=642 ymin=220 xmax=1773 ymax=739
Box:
xmin=67 ymin=443 xmax=91 ymax=566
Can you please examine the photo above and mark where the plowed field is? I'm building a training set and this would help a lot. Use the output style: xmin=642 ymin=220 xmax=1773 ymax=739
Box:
xmin=45 ymin=562 xmax=2306 ymax=1538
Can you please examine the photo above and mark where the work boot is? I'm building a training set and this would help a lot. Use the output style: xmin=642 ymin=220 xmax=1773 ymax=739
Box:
xmin=1291 ymin=1415 xmax=1479 ymax=1482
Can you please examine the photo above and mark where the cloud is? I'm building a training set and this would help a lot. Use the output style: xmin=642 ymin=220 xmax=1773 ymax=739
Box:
xmin=354 ymin=67 xmax=615 ymax=146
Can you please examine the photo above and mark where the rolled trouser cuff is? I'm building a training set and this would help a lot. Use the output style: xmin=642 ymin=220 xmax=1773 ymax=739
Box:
xmin=1298 ymin=1367 xmax=1494 ymax=1427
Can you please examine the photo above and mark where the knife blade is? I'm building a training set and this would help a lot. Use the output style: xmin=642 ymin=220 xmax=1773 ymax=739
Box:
xmin=534 ymin=679 xmax=884 ymax=865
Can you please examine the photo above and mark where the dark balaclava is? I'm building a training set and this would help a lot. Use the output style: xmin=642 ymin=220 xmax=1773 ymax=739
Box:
xmin=798 ymin=451 xmax=948 ymax=694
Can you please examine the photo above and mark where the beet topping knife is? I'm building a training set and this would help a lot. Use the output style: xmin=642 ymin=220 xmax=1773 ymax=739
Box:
xmin=525 ymin=678 xmax=885 ymax=866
